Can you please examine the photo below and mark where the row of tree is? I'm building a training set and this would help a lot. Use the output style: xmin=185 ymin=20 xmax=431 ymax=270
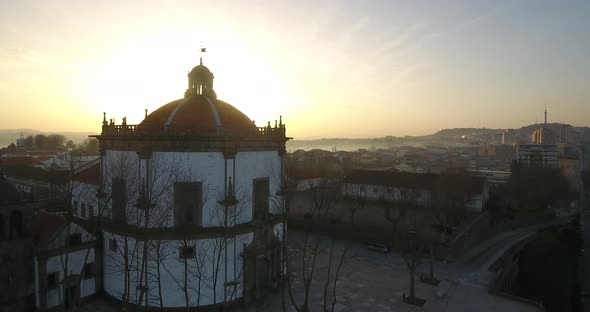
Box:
xmin=18 ymin=134 xmax=99 ymax=155
xmin=19 ymin=134 xmax=66 ymax=150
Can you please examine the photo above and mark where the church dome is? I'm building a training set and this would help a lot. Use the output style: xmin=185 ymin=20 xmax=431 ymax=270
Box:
xmin=190 ymin=64 xmax=213 ymax=77
xmin=137 ymin=95 xmax=257 ymax=136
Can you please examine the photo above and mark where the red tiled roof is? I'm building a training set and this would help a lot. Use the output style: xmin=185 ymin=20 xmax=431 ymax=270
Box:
xmin=34 ymin=212 xmax=66 ymax=248
xmin=344 ymin=169 xmax=485 ymax=193
xmin=137 ymin=95 xmax=257 ymax=136
xmin=0 ymin=156 xmax=33 ymax=166
xmin=73 ymin=159 xmax=100 ymax=185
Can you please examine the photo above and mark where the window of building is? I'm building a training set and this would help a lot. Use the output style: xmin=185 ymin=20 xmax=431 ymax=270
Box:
xmin=83 ymin=262 xmax=94 ymax=279
xmin=174 ymin=182 xmax=202 ymax=226
xmin=112 ymin=178 xmax=127 ymax=224
xmin=108 ymin=238 xmax=117 ymax=253
xmin=253 ymin=178 xmax=269 ymax=219
xmin=88 ymin=205 xmax=94 ymax=218
xmin=73 ymin=200 xmax=78 ymax=216
xmin=81 ymin=203 xmax=86 ymax=218
xmin=69 ymin=233 xmax=82 ymax=246
xmin=47 ymin=272 xmax=59 ymax=289
xmin=179 ymin=246 xmax=195 ymax=259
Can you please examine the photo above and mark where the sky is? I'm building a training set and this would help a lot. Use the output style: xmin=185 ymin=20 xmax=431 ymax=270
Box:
xmin=0 ymin=0 xmax=588 ymax=139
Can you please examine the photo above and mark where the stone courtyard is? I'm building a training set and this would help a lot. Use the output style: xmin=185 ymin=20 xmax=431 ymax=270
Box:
xmin=71 ymin=228 xmax=546 ymax=312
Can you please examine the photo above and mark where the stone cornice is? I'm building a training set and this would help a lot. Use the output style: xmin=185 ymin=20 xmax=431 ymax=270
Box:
xmin=93 ymin=134 xmax=290 ymax=154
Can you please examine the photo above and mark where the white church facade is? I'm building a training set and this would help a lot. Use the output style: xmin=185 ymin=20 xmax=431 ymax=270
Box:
xmin=35 ymin=56 xmax=289 ymax=310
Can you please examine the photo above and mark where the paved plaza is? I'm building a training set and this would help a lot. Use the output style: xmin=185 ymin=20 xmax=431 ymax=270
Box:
xmin=71 ymin=227 xmax=549 ymax=312
xmin=248 ymin=231 xmax=541 ymax=312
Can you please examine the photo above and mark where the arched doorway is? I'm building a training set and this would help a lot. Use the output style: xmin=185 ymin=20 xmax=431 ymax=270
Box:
xmin=9 ymin=210 xmax=23 ymax=239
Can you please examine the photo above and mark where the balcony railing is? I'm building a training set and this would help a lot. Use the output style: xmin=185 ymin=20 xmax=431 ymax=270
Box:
xmin=101 ymin=123 xmax=287 ymax=138
xmin=256 ymin=125 xmax=286 ymax=138
xmin=102 ymin=124 xmax=138 ymax=135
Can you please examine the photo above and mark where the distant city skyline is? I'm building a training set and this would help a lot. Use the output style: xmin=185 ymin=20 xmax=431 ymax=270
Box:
xmin=0 ymin=0 xmax=589 ymax=138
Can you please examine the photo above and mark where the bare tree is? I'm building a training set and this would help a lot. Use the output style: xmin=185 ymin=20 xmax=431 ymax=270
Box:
xmin=282 ymin=175 xmax=349 ymax=312
xmin=342 ymin=183 xmax=366 ymax=225
xmin=401 ymin=228 xmax=426 ymax=307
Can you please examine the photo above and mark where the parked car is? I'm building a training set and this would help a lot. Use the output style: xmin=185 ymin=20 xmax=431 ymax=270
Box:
xmin=365 ymin=242 xmax=390 ymax=254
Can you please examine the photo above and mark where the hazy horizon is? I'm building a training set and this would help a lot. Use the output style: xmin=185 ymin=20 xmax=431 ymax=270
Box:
xmin=1 ymin=0 xmax=589 ymax=138
xmin=1 ymin=121 xmax=588 ymax=144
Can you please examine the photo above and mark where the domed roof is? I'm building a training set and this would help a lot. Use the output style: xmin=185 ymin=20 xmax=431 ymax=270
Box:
xmin=190 ymin=64 xmax=213 ymax=77
xmin=138 ymin=95 xmax=257 ymax=136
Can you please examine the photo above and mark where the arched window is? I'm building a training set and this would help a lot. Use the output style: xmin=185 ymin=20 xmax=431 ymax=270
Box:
xmin=9 ymin=210 xmax=23 ymax=239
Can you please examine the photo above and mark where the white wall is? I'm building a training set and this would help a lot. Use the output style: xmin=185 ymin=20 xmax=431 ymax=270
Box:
xmin=343 ymin=183 xmax=432 ymax=207
xmin=98 ymin=148 xmax=284 ymax=308
xmin=102 ymin=231 xmax=255 ymax=308
xmin=72 ymin=181 xmax=99 ymax=219
xmin=36 ymin=248 xmax=96 ymax=309
xmin=101 ymin=150 xmax=282 ymax=228
xmin=342 ymin=182 xmax=485 ymax=212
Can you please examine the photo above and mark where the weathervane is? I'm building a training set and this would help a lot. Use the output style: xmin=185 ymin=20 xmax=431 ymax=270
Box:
xmin=200 ymin=42 xmax=206 ymax=65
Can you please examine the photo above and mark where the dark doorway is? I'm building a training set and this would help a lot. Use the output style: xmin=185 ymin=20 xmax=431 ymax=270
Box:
xmin=256 ymin=256 xmax=271 ymax=297
xmin=9 ymin=210 xmax=23 ymax=239
xmin=64 ymin=285 xmax=80 ymax=309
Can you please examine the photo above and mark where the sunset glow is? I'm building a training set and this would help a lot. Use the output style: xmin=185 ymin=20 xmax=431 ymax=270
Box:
xmin=0 ymin=1 xmax=588 ymax=138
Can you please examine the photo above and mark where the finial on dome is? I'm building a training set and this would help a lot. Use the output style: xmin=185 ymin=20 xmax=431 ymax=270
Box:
xmin=185 ymin=45 xmax=216 ymax=98
xmin=200 ymin=43 xmax=206 ymax=65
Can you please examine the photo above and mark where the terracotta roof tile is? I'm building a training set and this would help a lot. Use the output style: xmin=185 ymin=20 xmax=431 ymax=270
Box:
xmin=137 ymin=95 xmax=256 ymax=136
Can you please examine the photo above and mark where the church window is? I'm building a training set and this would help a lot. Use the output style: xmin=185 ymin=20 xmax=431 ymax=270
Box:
xmin=88 ymin=205 xmax=94 ymax=218
xmin=253 ymin=178 xmax=269 ymax=220
xmin=47 ymin=272 xmax=59 ymax=289
xmin=69 ymin=233 xmax=82 ymax=246
xmin=108 ymin=238 xmax=117 ymax=252
xmin=112 ymin=178 xmax=127 ymax=224
xmin=179 ymin=246 xmax=196 ymax=259
xmin=73 ymin=201 xmax=78 ymax=216
xmin=83 ymin=262 xmax=94 ymax=279
xmin=174 ymin=182 xmax=202 ymax=226
xmin=81 ymin=203 xmax=86 ymax=218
